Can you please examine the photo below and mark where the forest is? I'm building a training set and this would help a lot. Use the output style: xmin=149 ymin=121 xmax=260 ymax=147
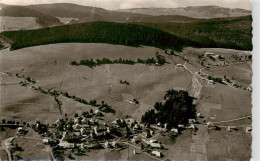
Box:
xmin=136 ymin=16 xmax=252 ymax=51
xmin=0 ymin=21 xmax=190 ymax=51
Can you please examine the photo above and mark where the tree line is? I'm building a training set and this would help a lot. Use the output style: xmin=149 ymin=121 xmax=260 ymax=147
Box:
xmin=71 ymin=53 xmax=167 ymax=68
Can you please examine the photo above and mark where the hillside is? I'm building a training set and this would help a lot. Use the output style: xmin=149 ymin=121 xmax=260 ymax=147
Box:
xmin=0 ymin=22 xmax=193 ymax=51
xmin=135 ymin=16 xmax=252 ymax=50
xmin=26 ymin=3 xmax=199 ymax=23
xmin=0 ymin=3 xmax=62 ymax=27
xmin=119 ymin=5 xmax=251 ymax=18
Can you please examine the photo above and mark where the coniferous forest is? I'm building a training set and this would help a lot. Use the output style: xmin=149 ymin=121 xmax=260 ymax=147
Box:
xmin=1 ymin=21 xmax=190 ymax=51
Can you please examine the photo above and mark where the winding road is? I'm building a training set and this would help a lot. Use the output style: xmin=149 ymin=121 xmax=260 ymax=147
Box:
xmin=1 ymin=137 xmax=15 ymax=161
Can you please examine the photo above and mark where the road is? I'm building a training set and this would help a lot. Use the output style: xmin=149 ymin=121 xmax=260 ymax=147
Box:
xmin=1 ymin=137 xmax=15 ymax=161
xmin=212 ymin=115 xmax=252 ymax=124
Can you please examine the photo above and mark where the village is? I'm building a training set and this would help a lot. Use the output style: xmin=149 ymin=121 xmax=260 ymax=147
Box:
xmin=0 ymin=104 xmax=252 ymax=160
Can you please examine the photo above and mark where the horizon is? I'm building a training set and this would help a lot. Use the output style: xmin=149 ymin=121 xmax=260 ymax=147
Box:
xmin=0 ymin=0 xmax=252 ymax=10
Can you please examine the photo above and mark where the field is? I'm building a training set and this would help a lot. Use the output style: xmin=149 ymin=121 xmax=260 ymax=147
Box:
xmin=0 ymin=16 xmax=40 ymax=31
xmin=0 ymin=43 xmax=252 ymax=160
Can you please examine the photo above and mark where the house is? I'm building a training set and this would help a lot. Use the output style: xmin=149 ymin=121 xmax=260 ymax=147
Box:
xmin=142 ymin=139 xmax=161 ymax=148
xmin=197 ymin=113 xmax=204 ymax=118
xmin=208 ymin=80 xmax=214 ymax=85
xmin=170 ymin=128 xmax=178 ymax=135
xmin=152 ymin=151 xmax=163 ymax=157
xmin=72 ymin=123 xmax=80 ymax=130
xmin=59 ymin=141 xmax=74 ymax=149
xmin=95 ymin=110 xmax=103 ymax=116
xmin=82 ymin=124 xmax=90 ymax=128
xmin=247 ymin=86 xmax=252 ymax=92
xmin=186 ymin=124 xmax=196 ymax=129
xmin=178 ymin=124 xmax=185 ymax=128
xmin=131 ymin=136 xmax=141 ymax=144
xmin=149 ymin=139 xmax=161 ymax=148
xmin=175 ymin=64 xmax=183 ymax=68
xmin=133 ymin=124 xmax=141 ymax=130
xmin=94 ymin=126 xmax=107 ymax=136
xmin=89 ymin=119 xmax=97 ymax=124
xmin=188 ymin=119 xmax=197 ymax=124
xmin=206 ymin=122 xmax=215 ymax=127
xmin=157 ymin=122 xmax=162 ymax=127
xmin=111 ymin=141 xmax=118 ymax=148
xmin=246 ymin=126 xmax=252 ymax=133
xmin=125 ymin=118 xmax=135 ymax=125
xmin=80 ymin=128 xmax=87 ymax=135
xmin=112 ymin=119 xmax=124 ymax=127
xmin=17 ymin=127 xmax=26 ymax=132
xmin=43 ymin=139 xmax=49 ymax=144
xmin=104 ymin=141 xmax=111 ymax=148
xmin=227 ymin=126 xmax=238 ymax=132
xmin=104 ymin=141 xmax=118 ymax=148
xmin=82 ymin=118 xmax=88 ymax=124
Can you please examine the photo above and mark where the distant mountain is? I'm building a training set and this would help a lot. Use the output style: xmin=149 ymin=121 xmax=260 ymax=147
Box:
xmin=0 ymin=3 xmax=251 ymax=31
xmin=26 ymin=3 xmax=199 ymax=24
xmin=119 ymin=6 xmax=251 ymax=19
xmin=0 ymin=3 xmax=62 ymax=27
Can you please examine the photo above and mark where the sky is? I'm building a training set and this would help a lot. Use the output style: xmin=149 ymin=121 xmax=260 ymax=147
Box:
xmin=0 ymin=0 xmax=252 ymax=10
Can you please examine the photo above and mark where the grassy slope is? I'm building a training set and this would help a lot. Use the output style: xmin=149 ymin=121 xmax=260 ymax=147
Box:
xmin=135 ymin=16 xmax=252 ymax=50
xmin=1 ymin=21 xmax=193 ymax=51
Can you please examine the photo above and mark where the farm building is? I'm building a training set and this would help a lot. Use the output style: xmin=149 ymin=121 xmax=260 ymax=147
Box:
xmin=152 ymin=151 xmax=163 ymax=157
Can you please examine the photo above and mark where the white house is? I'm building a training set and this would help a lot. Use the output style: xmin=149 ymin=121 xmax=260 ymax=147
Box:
xmin=197 ymin=113 xmax=204 ymax=118
xmin=170 ymin=128 xmax=178 ymax=134
xmin=246 ymin=126 xmax=252 ymax=133
xmin=188 ymin=119 xmax=197 ymax=124
xmin=178 ymin=124 xmax=185 ymax=128
xmin=152 ymin=151 xmax=162 ymax=157
xmin=43 ymin=139 xmax=49 ymax=144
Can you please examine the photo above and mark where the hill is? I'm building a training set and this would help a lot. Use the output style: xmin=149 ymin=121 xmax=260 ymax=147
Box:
xmin=0 ymin=21 xmax=193 ymax=51
xmin=27 ymin=3 xmax=199 ymax=23
xmin=0 ymin=3 xmax=62 ymax=27
xmin=119 ymin=5 xmax=251 ymax=18
xmin=135 ymin=16 xmax=252 ymax=50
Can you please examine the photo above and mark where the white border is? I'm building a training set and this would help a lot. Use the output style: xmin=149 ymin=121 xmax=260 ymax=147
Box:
xmin=252 ymin=0 xmax=260 ymax=161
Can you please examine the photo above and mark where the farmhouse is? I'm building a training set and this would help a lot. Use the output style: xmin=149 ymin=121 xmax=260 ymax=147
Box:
xmin=42 ymin=138 xmax=49 ymax=144
xmin=178 ymin=124 xmax=185 ymax=128
xmin=131 ymin=136 xmax=141 ymax=144
xmin=59 ymin=142 xmax=74 ymax=149
xmin=175 ymin=64 xmax=183 ymax=68
xmin=197 ymin=113 xmax=205 ymax=118
xmin=95 ymin=110 xmax=103 ymax=116
xmin=145 ymin=139 xmax=161 ymax=148
xmin=227 ymin=126 xmax=238 ymax=132
xmin=208 ymin=80 xmax=214 ymax=85
xmin=188 ymin=119 xmax=197 ymax=124
xmin=125 ymin=118 xmax=135 ymax=125
xmin=152 ymin=151 xmax=163 ymax=157
xmin=246 ymin=126 xmax=252 ymax=133
xmin=170 ymin=128 xmax=178 ymax=135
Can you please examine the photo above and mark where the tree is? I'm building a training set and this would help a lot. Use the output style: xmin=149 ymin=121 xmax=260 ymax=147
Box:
xmin=141 ymin=89 xmax=196 ymax=130
xmin=141 ymin=144 xmax=144 ymax=150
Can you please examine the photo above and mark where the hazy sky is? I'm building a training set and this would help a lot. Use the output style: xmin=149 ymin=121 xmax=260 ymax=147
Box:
xmin=0 ymin=0 xmax=252 ymax=10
